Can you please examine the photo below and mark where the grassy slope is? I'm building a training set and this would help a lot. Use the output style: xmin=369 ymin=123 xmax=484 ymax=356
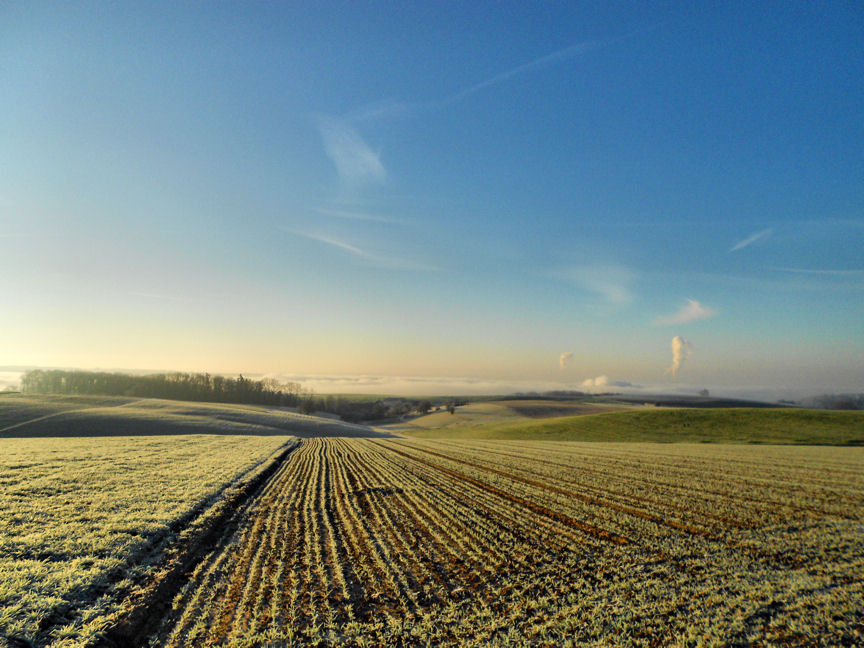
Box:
xmin=0 ymin=394 xmax=389 ymax=438
xmin=0 ymin=393 xmax=135 ymax=429
xmin=397 ymin=407 xmax=864 ymax=445
xmin=382 ymin=400 xmax=629 ymax=433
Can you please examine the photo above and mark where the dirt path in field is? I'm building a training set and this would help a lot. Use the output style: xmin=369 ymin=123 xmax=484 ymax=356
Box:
xmin=0 ymin=399 xmax=148 ymax=435
xmin=92 ymin=440 xmax=301 ymax=648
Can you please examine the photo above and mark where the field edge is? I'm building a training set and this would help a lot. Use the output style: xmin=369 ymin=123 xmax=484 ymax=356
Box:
xmin=89 ymin=439 xmax=300 ymax=648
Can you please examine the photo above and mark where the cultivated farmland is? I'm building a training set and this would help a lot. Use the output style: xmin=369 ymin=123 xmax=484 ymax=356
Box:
xmin=2 ymin=395 xmax=862 ymax=647
xmin=153 ymin=438 xmax=864 ymax=648
xmin=0 ymin=434 xmax=294 ymax=646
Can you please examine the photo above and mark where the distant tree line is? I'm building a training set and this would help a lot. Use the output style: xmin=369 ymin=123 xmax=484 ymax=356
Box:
xmin=297 ymin=396 xmax=443 ymax=422
xmin=802 ymin=393 xmax=864 ymax=410
xmin=20 ymin=369 xmax=306 ymax=407
xmin=19 ymin=369 xmax=453 ymax=421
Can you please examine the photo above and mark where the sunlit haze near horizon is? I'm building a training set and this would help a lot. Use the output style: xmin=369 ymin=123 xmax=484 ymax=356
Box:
xmin=2 ymin=3 xmax=862 ymax=399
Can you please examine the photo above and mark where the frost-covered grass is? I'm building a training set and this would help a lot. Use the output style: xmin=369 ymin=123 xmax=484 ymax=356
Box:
xmin=0 ymin=435 xmax=291 ymax=647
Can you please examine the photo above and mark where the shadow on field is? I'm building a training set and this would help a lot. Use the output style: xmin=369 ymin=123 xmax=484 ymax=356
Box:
xmin=0 ymin=399 xmax=394 ymax=439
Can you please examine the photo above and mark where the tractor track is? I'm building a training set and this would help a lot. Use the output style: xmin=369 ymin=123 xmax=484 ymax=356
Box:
xmin=91 ymin=440 xmax=301 ymax=648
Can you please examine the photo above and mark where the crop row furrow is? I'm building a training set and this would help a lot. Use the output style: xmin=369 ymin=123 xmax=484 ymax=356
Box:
xmin=347 ymin=444 xmax=467 ymax=605
xmin=374 ymin=442 xmax=629 ymax=545
xmin=414 ymin=441 xmax=720 ymax=533
xmin=463 ymin=440 xmax=863 ymax=519
xmin=332 ymin=442 xmax=419 ymax=618
xmin=339 ymin=443 xmax=426 ymax=616
xmin=146 ymin=437 xmax=864 ymax=648
xmin=438 ymin=441 xmax=755 ymax=530
xmin=354 ymin=442 xmax=507 ymax=599
xmin=369 ymin=441 xmax=599 ymax=554
xmin=432 ymin=442 xmax=750 ymax=528
xmin=486 ymin=440 xmax=864 ymax=494
xmin=218 ymin=440 xmax=316 ymax=641
xmin=393 ymin=441 xmax=707 ymax=537
xmin=326 ymin=442 xmax=400 ymax=618
xmin=159 ymin=442 xmax=312 ymax=646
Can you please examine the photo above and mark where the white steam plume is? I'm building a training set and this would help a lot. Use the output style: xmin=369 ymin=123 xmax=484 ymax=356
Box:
xmin=665 ymin=336 xmax=691 ymax=377
xmin=559 ymin=352 xmax=574 ymax=369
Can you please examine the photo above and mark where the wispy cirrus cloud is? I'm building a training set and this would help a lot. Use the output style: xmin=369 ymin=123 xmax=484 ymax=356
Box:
xmin=315 ymin=207 xmax=397 ymax=224
xmin=555 ymin=265 xmax=635 ymax=304
xmin=289 ymin=231 xmax=436 ymax=272
xmin=348 ymin=30 xmax=653 ymax=119
xmin=347 ymin=99 xmax=409 ymax=123
xmin=316 ymin=30 xmax=655 ymax=218
xmin=730 ymin=228 xmax=772 ymax=252
xmin=315 ymin=115 xmax=386 ymax=190
xmin=297 ymin=232 xmax=372 ymax=259
xmin=654 ymin=299 xmax=717 ymax=326
xmin=432 ymin=27 xmax=659 ymax=109
xmin=441 ymin=40 xmax=601 ymax=106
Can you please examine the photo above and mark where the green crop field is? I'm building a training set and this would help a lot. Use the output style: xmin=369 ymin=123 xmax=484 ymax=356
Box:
xmin=382 ymin=399 xmax=632 ymax=435
xmin=1 ymin=396 xmax=862 ymax=647
xmin=393 ymin=406 xmax=864 ymax=445
xmin=153 ymin=438 xmax=864 ymax=647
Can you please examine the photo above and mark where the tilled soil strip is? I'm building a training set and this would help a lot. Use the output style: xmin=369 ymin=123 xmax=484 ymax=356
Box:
xmin=91 ymin=440 xmax=300 ymax=648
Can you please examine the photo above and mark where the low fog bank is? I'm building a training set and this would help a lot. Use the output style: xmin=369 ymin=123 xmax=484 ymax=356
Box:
xmin=0 ymin=371 xmax=23 ymax=391
xmin=3 ymin=367 xmax=862 ymax=409
xmin=261 ymin=374 xmax=864 ymax=409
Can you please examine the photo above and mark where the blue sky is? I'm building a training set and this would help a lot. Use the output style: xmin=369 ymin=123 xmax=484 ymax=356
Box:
xmin=2 ymin=2 xmax=862 ymax=397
